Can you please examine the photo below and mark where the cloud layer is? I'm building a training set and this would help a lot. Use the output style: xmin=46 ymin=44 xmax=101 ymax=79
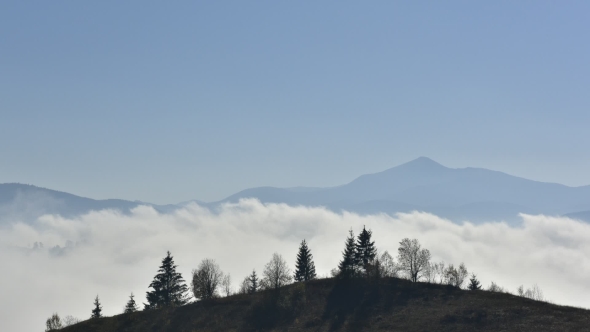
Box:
xmin=2 ymin=199 xmax=590 ymax=331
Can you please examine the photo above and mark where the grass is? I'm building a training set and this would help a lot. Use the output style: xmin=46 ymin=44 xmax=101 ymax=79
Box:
xmin=62 ymin=277 xmax=590 ymax=332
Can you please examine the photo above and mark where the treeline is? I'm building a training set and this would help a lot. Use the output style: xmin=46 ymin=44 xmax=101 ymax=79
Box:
xmin=45 ymin=226 xmax=544 ymax=331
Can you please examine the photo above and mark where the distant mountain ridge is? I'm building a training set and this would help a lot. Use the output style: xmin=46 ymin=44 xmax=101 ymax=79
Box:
xmin=2 ymin=157 xmax=590 ymax=224
xmin=212 ymin=157 xmax=590 ymax=223
xmin=0 ymin=183 xmax=176 ymax=224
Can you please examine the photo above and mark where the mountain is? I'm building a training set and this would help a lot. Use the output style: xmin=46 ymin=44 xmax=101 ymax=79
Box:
xmin=213 ymin=157 xmax=590 ymax=223
xmin=3 ymin=157 xmax=590 ymax=224
xmin=62 ymin=277 xmax=589 ymax=332
xmin=0 ymin=183 xmax=176 ymax=224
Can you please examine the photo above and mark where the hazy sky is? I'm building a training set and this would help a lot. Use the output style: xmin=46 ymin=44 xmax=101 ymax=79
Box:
xmin=2 ymin=1 xmax=590 ymax=204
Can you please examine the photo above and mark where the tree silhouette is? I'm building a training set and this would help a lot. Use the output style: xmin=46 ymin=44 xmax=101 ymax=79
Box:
xmin=124 ymin=293 xmax=139 ymax=313
xmin=294 ymin=239 xmax=317 ymax=282
xmin=355 ymin=225 xmax=377 ymax=273
xmin=468 ymin=273 xmax=482 ymax=290
xmin=338 ymin=229 xmax=358 ymax=278
xmin=91 ymin=295 xmax=102 ymax=319
xmin=191 ymin=258 xmax=223 ymax=301
xmin=248 ymin=270 xmax=259 ymax=294
xmin=397 ymin=238 xmax=431 ymax=282
xmin=144 ymin=251 xmax=189 ymax=310
xmin=45 ymin=313 xmax=62 ymax=331
xmin=261 ymin=253 xmax=292 ymax=290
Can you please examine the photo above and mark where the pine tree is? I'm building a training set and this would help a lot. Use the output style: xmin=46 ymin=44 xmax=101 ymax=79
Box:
xmin=338 ymin=229 xmax=358 ymax=278
xmin=294 ymin=239 xmax=317 ymax=282
xmin=124 ymin=293 xmax=139 ymax=313
xmin=144 ymin=251 xmax=189 ymax=310
xmin=248 ymin=270 xmax=259 ymax=294
xmin=91 ymin=295 xmax=102 ymax=319
xmin=468 ymin=273 xmax=482 ymax=290
xmin=355 ymin=225 xmax=377 ymax=273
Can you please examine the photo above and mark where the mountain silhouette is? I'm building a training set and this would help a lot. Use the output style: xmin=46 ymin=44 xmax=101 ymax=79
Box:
xmin=0 ymin=183 xmax=176 ymax=224
xmin=2 ymin=157 xmax=590 ymax=224
xmin=212 ymin=157 xmax=590 ymax=223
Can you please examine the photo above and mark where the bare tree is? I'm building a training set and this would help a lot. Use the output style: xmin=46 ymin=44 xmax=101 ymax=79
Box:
xmin=444 ymin=263 xmax=468 ymax=288
xmin=431 ymin=261 xmax=446 ymax=284
xmin=397 ymin=238 xmax=431 ymax=282
xmin=238 ymin=276 xmax=251 ymax=294
xmin=488 ymin=281 xmax=508 ymax=293
xmin=261 ymin=253 xmax=292 ymax=290
xmin=45 ymin=313 xmax=62 ymax=331
xmin=62 ymin=315 xmax=80 ymax=327
xmin=191 ymin=258 xmax=223 ymax=301
xmin=378 ymin=251 xmax=401 ymax=278
xmin=221 ymin=274 xmax=232 ymax=297
xmin=518 ymin=284 xmax=544 ymax=301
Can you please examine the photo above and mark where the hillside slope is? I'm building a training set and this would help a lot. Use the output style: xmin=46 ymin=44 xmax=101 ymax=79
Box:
xmin=62 ymin=278 xmax=589 ymax=332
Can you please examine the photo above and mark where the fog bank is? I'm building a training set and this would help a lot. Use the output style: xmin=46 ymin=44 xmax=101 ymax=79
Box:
xmin=2 ymin=199 xmax=589 ymax=331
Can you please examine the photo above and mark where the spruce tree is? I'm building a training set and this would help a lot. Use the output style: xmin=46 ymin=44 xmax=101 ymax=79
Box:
xmin=91 ymin=295 xmax=102 ymax=319
xmin=248 ymin=270 xmax=259 ymax=294
xmin=338 ymin=229 xmax=358 ymax=278
xmin=294 ymin=239 xmax=317 ymax=282
xmin=124 ymin=293 xmax=139 ymax=313
xmin=468 ymin=273 xmax=482 ymax=290
xmin=355 ymin=225 xmax=377 ymax=273
xmin=144 ymin=251 xmax=189 ymax=310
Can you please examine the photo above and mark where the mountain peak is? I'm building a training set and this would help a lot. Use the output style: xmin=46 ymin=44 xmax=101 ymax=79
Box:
xmin=398 ymin=156 xmax=447 ymax=170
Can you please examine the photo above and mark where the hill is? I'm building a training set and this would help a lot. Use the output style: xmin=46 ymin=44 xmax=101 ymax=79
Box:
xmin=62 ymin=278 xmax=589 ymax=332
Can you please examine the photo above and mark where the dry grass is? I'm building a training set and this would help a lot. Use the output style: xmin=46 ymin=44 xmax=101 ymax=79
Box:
xmin=62 ymin=277 xmax=590 ymax=332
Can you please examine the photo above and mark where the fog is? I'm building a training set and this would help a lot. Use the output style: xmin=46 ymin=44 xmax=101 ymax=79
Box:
xmin=2 ymin=199 xmax=590 ymax=331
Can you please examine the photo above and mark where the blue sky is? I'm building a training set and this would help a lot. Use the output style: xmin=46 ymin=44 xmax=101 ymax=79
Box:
xmin=1 ymin=1 xmax=589 ymax=204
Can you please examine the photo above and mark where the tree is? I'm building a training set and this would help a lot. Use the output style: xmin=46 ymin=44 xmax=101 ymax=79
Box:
xmin=248 ymin=270 xmax=259 ymax=294
xmin=192 ymin=258 xmax=224 ymax=301
xmin=45 ymin=313 xmax=62 ymax=331
xmin=430 ymin=261 xmax=446 ymax=284
xmin=444 ymin=263 xmax=468 ymax=288
xmin=91 ymin=295 xmax=102 ymax=319
xmin=468 ymin=273 xmax=482 ymax=290
xmin=397 ymin=238 xmax=431 ymax=282
xmin=355 ymin=226 xmax=377 ymax=273
xmin=338 ymin=229 xmax=358 ymax=278
xmin=262 ymin=253 xmax=293 ymax=290
xmin=378 ymin=251 xmax=400 ymax=277
xmin=238 ymin=275 xmax=251 ymax=294
xmin=124 ymin=293 xmax=139 ymax=313
xmin=518 ymin=284 xmax=544 ymax=301
xmin=144 ymin=251 xmax=189 ymax=309
xmin=294 ymin=239 xmax=317 ymax=282
xmin=488 ymin=281 xmax=507 ymax=293
xmin=62 ymin=315 xmax=80 ymax=327
xmin=221 ymin=274 xmax=232 ymax=297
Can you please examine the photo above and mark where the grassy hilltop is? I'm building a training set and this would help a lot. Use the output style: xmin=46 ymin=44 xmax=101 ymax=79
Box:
xmin=62 ymin=277 xmax=589 ymax=332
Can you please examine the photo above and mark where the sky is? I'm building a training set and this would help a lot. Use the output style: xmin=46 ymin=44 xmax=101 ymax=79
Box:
xmin=3 ymin=201 xmax=590 ymax=331
xmin=1 ymin=1 xmax=590 ymax=204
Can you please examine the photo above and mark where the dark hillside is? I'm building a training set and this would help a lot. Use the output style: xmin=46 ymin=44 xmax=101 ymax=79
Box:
xmin=62 ymin=278 xmax=590 ymax=332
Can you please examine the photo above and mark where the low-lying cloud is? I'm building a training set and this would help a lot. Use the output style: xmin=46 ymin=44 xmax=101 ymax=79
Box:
xmin=2 ymin=199 xmax=590 ymax=331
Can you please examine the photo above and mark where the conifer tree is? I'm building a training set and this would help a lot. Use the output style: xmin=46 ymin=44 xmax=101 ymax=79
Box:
xmin=338 ymin=229 xmax=358 ymax=278
xmin=468 ymin=273 xmax=482 ymax=290
xmin=124 ymin=293 xmax=139 ymax=313
xmin=355 ymin=225 xmax=377 ymax=273
xmin=248 ymin=270 xmax=259 ymax=294
xmin=294 ymin=239 xmax=317 ymax=282
xmin=91 ymin=295 xmax=102 ymax=319
xmin=144 ymin=251 xmax=189 ymax=310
